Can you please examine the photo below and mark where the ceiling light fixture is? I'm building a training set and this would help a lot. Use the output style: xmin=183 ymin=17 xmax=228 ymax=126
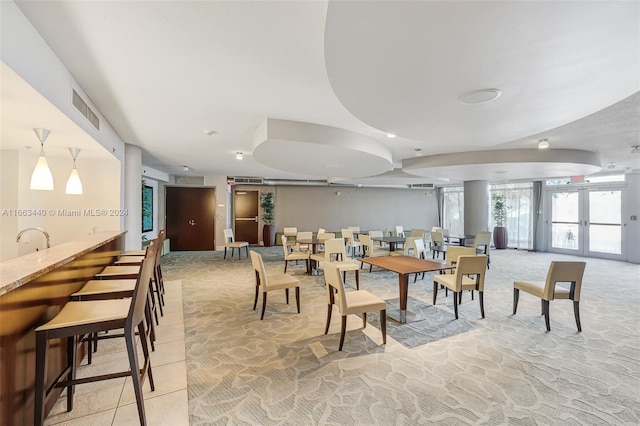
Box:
xmin=30 ymin=128 xmax=54 ymax=190
xmin=386 ymin=133 xmax=396 ymax=138
xmin=538 ymin=138 xmax=550 ymax=149
xmin=183 ymin=165 xmax=189 ymax=172
xmin=65 ymin=148 xmax=83 ymax=195
xmin=203 ymin=129 xmax=217 ymax=136
xmin=235 ymin=152 xmax=243 ymax=160
xmin=607 ymin=162 xmax=616 ymax=169
xmin=459 ymin=88 xmax=502 ymax=105
xmin=631 ymin=145 xmax=640 ymax=154
xmin=414 ymin=148 xmax=422 ymax=157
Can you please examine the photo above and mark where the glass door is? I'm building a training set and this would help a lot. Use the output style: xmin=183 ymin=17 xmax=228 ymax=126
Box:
xmin=547 ymin=188 xmax=623 ymax=260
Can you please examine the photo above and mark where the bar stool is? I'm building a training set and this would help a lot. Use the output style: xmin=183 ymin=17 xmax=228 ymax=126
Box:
xmin=34 ymin=245 xmax=157 ymax=426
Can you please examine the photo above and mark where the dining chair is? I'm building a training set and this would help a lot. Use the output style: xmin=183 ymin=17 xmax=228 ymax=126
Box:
xmin=348 ymin=226 xmax=360 ymax=233
xmin=513 ymin=261 xmax=586 ymax=331
xmin=430 ymin=231 xmax=446 ymax=258
xmin=473 ymin=231 xmax=492 ymax=269
xmin=250 ymin=250 xmax=301 ymax=320
xmin=341 ymin=229 xmax=361 ymax=258
xmin=311 ymin=238 xmax=361 ymax=289
xmin=223 ymin=228 xmax=249 ymax=260
xmin=34 ymin=244 xmax=157 ymax=426
xmin=394 ymin=225 xmax=405 ymax=237
xmin=323 ymin=262 xmax=386 ymax=351
xmin=368 ymin=230 xmax=386 ymax=248
xmin=281 ymin=235 xmax=310 ymax=274
xmin=433 ymin=255 xmax=488 ymax=319
xmin=295 ymin=231 xmax=313 ymax=252
xmin=359 ymin=234 xmax=387 ymax=272
xmin=283 ymin=227 xmax=298 ymax=250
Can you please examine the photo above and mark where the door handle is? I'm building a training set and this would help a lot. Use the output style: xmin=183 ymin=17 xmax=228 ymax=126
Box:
xmin=188 ymin=219 xmax=197 ymax=226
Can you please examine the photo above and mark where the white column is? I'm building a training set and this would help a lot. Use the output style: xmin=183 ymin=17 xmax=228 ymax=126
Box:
xmin=124 ymin=144 xmax=142 ymax=250
xmin=464 ymin=180 xmax=490 ymax=235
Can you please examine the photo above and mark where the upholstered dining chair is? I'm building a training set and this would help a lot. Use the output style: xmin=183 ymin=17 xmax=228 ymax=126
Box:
xmin=311 ymin=238 xmax=361 ymax=289
xmin=341 ymin=228 xmax=361 ymax=258
xmin=473 ymin=231 xmax=492 ymax=269
xmin=368 ymin=230 xmax=385 ymax=247
xmin=323 ymin=262 xmax=386 ymax=351
xmin=295 ymin=231 xmax=313 ymax=252
xmin=34 ymin=244 xmax=157 ymax=426
xmin=281 ymin=235 xmax=310 ymax=274
xmin=223 ymin=228 xmax=249 ymax=260
xmin=395 ymin=225 xmax=405 ymax=237
xmin=359 ymin=234 xmax=387 ymax=272
xmin=513 ymin=261 xmax=586 ymax=332
xmin=433 ymin=255 xmax=488 ymax=319
xmin=430 ymin=231 xmax=446 ymax=258
xmin=250 ymin=250 xmax=301 ymax=320
xmin=283 ymin=227 xmax=298 ymax=250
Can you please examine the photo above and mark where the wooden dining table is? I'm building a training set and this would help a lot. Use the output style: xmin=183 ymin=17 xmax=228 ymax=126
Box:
xmin=360 ymin=255 xmax=454 ymax=323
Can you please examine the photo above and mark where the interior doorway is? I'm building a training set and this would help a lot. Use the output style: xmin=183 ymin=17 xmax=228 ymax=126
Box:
xmin=546 ymin=187 xmax=623 ymax=260
xmin=234 ymin=190 xmax=259 ymax=244
xmin=166 ymin=187 xmax=215 ymax=250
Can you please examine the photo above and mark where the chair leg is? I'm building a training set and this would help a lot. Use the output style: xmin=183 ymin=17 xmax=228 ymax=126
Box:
xmin=295 ymin=287 xmax=300 ymax=313
xmin=34 ymin=331 xmax=48 ymax=426
xmin=224 ymin=247 xmax=228 ymax=259
xmin=458 ymin=291 xmax=462 ymax=304
xmin=355 ymin=271 xmax=359 ymax=290
xmin=261 ymin=292 xmax=267 ymax=320
xmin=380 ymin=310 xmax=387 ymax=345
xmin=245 ymin=246 xmax=249 ymax=259
xmin=324 ymin=304 xmax=332 ymax=335
xmin=66 ymin=336 xmax=76 ymax=412
xmin=453 ymin=291 xmax=459 ymax=319
xmin=343 ymin=271 xmax=347 ymax=285
xmin=137 ymin=322 xmax=155 ymax=391
xmin=125 ymin=328 xmax=147 ymax=426
xmin=479 ymin=291 xmax=485 ymax=318
xmin=284 ymin=260 xmax=288 ymax=273
xmin=285 ymin=288 xmax=289 ymax=304
xmin=513 ymin=288 xmax=519 ymax=314
xmin=573 ymin=301 xmax=582 ymax=332
xmin=253 ymin=283 xmax=259 ymax=310
xmin=542 ymin=299 xmax=550 ymax=331
xmin=339 ymin=316 xmax=347 ymax=351
xmin=432 ymin=281 xmax=438 ymax=305
xmin=362 ymin=312 xmax=367 ymax=328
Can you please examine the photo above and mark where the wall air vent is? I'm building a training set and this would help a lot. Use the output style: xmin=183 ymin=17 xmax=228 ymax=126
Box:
xmin=230 ymin=177 xmax=264 ymax=185
xmin=410 ymin=183 xmax=434 ymax=189
xmin=72 ymin=89 xmax=100 ymax=130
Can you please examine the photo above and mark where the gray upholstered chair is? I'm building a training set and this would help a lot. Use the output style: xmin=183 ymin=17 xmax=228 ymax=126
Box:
xmin=251 ymin=250 xmax=301 ymax=320
xmin=323 ymin=262 xmax=386 ymax=351
xmin=513 ymin=261 xmax=586 ymax=331
xmin=433 ymin=255 xmax=488 ymax=319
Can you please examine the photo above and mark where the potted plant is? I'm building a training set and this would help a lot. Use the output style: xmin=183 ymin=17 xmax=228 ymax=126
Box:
xmin=492 ymin=193 xmax=509 ymax=249
xmin=260 ymin=192 xmax=276 ymax=247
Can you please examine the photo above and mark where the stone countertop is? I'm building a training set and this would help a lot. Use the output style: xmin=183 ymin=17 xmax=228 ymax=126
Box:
xmin=0 ymin=230 xmax=126 ymax=296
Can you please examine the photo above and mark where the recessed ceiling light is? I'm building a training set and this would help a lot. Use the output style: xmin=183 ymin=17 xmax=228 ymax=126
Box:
xmin=458 ymin=88 xmax=502 ymax=105
xmin=414 ymin=148 xmax=422 ymax=157
xmin=538 ymin=138 xmax=550 ymax=149
xmin=203 ymin=129 xmax=217 ymax=136
xmin=183 ymin=165 xmax=189 ymax=172
xmin=386 ymin=133 xmax=396 ymax=138
xmin=607 ymin=162 xmax=616 ymax=169
xmin=235 ymin=152 xmax=243 ymax=160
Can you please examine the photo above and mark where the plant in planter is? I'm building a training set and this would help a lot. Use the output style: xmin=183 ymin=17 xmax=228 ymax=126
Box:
xmin=492 ymin=193 xmax=509 ymax=249
xmin=260 ymin=192 xmax=276 ymax=247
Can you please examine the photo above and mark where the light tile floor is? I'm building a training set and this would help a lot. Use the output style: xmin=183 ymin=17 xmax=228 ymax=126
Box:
xmin=44 ymin=280 xmax=188 ymax=426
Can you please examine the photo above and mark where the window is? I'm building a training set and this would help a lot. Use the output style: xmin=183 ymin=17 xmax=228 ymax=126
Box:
xmin=443 ymin=186 xmax=464 ymax=236
xmin=490 ymin=183 xmax=534 ymax=250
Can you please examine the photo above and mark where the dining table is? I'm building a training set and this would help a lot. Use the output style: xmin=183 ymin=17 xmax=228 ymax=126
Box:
xmin=371 ymin=236 xmax=406 ymax=251
xmin=360 ymin=255 xmax=454 ymax=323
xmin=445 ymin=234 xmax=476 ymax=246
xmin=296 ymin=238 xmax=326 ymax=274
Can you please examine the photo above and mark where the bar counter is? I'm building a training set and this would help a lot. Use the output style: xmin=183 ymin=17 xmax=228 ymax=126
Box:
xmin=0 ymin=230 xmax=126 ymax=425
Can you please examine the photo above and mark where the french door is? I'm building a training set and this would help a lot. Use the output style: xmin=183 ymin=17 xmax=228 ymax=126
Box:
xmin=547 ymin=187 xmax=623 ymax=260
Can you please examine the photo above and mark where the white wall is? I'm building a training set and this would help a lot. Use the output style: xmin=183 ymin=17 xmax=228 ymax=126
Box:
xmin=0 ymin=151 xmax=20 ymax=259
xmin=624 ymin=172 xmax=640 ymax=263
xmin=203 ymin=175 xmax=229 ymax=251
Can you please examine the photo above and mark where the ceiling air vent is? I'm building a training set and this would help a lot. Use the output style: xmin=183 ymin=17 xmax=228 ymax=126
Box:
xmin=231 ymin=177 xmax=264 ymax=185
xmin=410 ymin=183 xmax=434 ymax=189
xmin=72 ymin=89 xmax=100 ymax=130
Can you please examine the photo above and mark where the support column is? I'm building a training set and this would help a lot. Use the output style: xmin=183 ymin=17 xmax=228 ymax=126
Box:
xmin=124 ymin=144 xmax=142 ymax=250
xmin=464 ymin=180 xmax=490 ymax=235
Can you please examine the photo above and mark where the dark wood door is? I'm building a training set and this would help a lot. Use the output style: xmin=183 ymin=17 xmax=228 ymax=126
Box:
xmin=234 ymin=190 xmax=259 ymax=244
xmin=166 ymin=187 xmax=215 ymax=250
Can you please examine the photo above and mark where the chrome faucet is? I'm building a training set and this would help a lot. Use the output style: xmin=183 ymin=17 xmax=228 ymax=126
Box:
xmin=16 ymin=227 xmax=51 ymax=249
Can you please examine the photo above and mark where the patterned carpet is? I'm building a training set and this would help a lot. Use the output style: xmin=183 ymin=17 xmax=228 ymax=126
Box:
xmin=160 ymin=248 xmax=640 ymax=425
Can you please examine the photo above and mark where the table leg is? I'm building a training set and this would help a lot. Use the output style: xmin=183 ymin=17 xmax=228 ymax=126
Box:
xmin=389 ymin=242 xmax=396 ymax=252
xmin=398 ymin=273 xmax=409 ymax=323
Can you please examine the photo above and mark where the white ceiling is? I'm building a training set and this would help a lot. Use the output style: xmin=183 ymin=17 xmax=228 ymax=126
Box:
xmin=7 ymin=0 xmax=640 ymax=184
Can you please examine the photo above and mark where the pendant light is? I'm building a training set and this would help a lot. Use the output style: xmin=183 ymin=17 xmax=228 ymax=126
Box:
xmin=65 ymin=148 xmax=83 ymax=195
xmin=30 ymin=128 xmax=54 ymax=190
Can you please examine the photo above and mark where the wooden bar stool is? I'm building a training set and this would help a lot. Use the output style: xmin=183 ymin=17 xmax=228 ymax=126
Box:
xmin=34 ymin=245 xmax=157 ymax=426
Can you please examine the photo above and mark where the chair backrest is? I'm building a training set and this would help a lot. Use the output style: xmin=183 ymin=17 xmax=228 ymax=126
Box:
xmin=395 ymin=225 xmax=404 ymax=237
xmin=324 ymin=238 xmax=347 ymax=261
xmin=431 ymin=226 xmax=442 ymax=232
xmin=403 ymin=236 xmax=419 ymax=255
xmin=281 ymin=235 xmax=290 ymax=256
xmin=318 ymin=228 xmax=326 ymax=234
xmin=317 ymin=232 xmax=335 ymax=242
xmin=413 ymin=238 xmax=427 ymax=259
xmin=369 ymin=230 xmax=383 ymax=239
xmin=544 ymin=261 xmax=586 ymax=301
xmin=360 ymin=234 xmax=374 ymax=255
xmin=283 ymin=227 xmax=297 ymax=237
xmin=410 ymin=228 xmax=425 ymax=238
xmin=446 ymin=246 xmax=476 ymax=267
xmin=348 ymin=226 xmax=360 ymax=232
xmin=250 ymin=250 xmax=269 ymax=291
xmin=474 ymin=231 xmax=492 ymax=254
xmin=323 ymin=262 xmax=348 ymax=314
xmin=430 ymin=231 xmax=445 ymax=246
xmin=223 ymin=228 xmax=235 ymax=243
xmin=126 ymin=242 xmax=157 ymax=330
xmin=441 ymin=228 xmax=450 ymax=237
xmin=296 ymin=231 xmax=313 ymax=240
xmin=452 ymin=255 xmax=488 ymax=291
xmin=341 ymin=228 xmax=353 ymax=243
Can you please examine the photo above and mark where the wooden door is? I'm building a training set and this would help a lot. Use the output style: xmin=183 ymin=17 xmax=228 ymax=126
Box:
xmin=166 ymin=187 xmax=215 ymax=250
xmin=234 ymin=190 xmax=259 ymax=244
